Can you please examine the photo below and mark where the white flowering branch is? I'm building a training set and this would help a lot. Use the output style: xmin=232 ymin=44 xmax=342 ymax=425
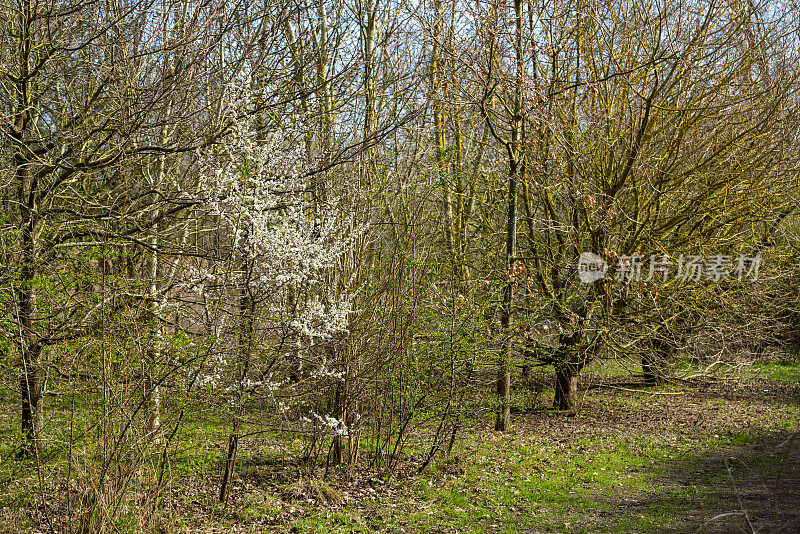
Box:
xmin=194 ymin=82 xmax=362 ymax=432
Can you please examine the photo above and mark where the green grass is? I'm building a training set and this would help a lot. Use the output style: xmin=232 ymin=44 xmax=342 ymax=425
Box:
xmin=279 ymin=362 xmax=800 ymax=534
xmin=749 ymin=358 xmax=800 ymax=381
xmin=1 ymin=353 xmax=799 ymax=533
xmin=282 ymin=430 xmax=784 ymax=533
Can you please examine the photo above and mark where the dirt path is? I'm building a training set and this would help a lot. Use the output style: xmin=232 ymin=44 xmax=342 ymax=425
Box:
xmin=507 ymin=374 xmax=800 ymax=532
xmin=665 ymin=431 xmax=800 ymax=533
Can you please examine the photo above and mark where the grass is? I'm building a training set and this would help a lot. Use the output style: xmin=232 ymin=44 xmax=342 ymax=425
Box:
xmin=285 ymin=401 xmax=799 ymax=532
xmin=284 ymin=355 xmax=800 ymax=533
xmin=0 ymin=355 xmax=798 ymax=533
xmin=748 ymin=358 xmax=800 ymax=381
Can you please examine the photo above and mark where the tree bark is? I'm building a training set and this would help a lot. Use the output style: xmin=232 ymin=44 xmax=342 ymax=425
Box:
xmin=641 ymin=354 xmax=660 ymax=385
xmin=219 ymin=248 xmax=253 ymax=502
xmin=553 ymin=364 xmax=578 ymax=411
xmin=430 ymin=0 xmax=454 ymax=254
xmin=12 ymin=0 xmax=41 ymax=455
xmin=219 ymin=420 xmax=239 ymax=503
xmin=332 ymin=373 xmax=346 ymax=466
xmin=20 ymin=344 xmax=43 ymax=456
xmin=642 ymin=338 xmax=670 ymax=385
xmin=18 ymin=237 xmax=42 ymax=456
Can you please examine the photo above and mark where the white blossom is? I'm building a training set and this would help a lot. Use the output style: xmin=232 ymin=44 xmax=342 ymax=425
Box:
xmin=197 ymin=83 xmax=359 ymax=344
xmin=195 ymin=83 xmax=363 ymax=423
xmin=309 ymin=411 xmax=349 ymax=437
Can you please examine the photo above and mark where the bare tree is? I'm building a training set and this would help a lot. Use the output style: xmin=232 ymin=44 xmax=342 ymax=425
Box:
xmin=0 ymin=0 xmax=294 ymax=454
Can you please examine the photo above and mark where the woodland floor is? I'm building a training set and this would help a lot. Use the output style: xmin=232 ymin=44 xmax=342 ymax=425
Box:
xmin=1 ymin=357 xmax=799 ymax=533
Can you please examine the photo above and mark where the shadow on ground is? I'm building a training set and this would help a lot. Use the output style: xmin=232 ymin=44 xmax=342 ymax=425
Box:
xmin=602 ymin=430 xmax=800 ymax=534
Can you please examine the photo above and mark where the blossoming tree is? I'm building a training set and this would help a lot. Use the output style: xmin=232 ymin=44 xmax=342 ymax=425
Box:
xmin=196 ymin=84 xmax=359 ymax=500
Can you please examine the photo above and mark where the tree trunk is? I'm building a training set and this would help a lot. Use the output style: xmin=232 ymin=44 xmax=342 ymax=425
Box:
xmin=17 ymin=148 xmax=41 ymax=456
xmin=494 ymin=0 xmax=526 ymax=431
xmin=143 ymin=97 xmax=174 ymax=436
xmin=641 ymin=354 xmax=660 ymax=385
xmin=219 ymin=250 xmax=253 ymax=502
xmin=642 ymin=338 xmax=670 ymax=385
xmin=494 ymin=336 xmax=512 ymax=431
xmin=495 ymin=146 xmax=518 ymax=431
xmin=332 ymin=379 xmax=345 ymax=466
xmin=553 ymin=365 xmax=578 ymax=411
xmin=430 ymin=0 xmax=454 ymax=254
xmin=145 ymin=234 xmax=162 ymax=435
xmin=219 ymin=420 xmax=239 ymax=503
xmin=20 ymin=344 xmax=43 ymax=456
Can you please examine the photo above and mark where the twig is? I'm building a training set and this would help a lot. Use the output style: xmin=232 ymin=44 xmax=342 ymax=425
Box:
xmin=593 ymin=384 xmax=685 ymax=395
xmin=725 ymin=458 xmax=756 ymax=534
xmin=695 ymin=512 xmax=746 ymax=532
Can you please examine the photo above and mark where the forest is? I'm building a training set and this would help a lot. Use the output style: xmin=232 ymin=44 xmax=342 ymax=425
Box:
xmin=1 ymin=0 xmax=800 ymax=531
